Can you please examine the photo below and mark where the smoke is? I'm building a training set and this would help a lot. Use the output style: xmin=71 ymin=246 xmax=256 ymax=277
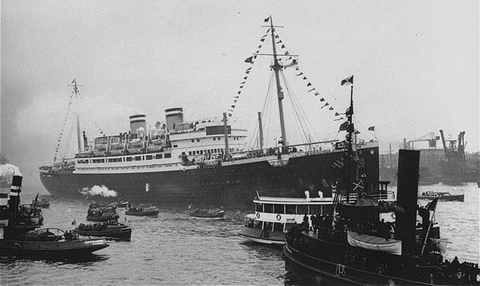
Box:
xmin=80 ymin=185 xmax=117 ymax=197
xmin=0 ymin=163 xmax=23 ymax=188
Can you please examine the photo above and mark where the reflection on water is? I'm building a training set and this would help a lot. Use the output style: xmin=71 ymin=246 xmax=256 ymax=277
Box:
xmin=1 ymin=184 xmax=478 ymax=285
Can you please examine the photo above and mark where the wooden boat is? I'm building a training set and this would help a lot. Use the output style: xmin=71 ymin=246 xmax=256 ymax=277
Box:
xmin=347 ymin=230 xmax=402 ymax=255
xmin=75 ymin=222 xmax=132 ymax=241
xmin=187 ymin=207 xmax=224 ymax=219
xmin=418 ymin=191 xmax=464 ymax=202
xmin=0 ymin=228 xmax=109 ymax=256
xmin=125 ymin=205 xmax=159 ymax=216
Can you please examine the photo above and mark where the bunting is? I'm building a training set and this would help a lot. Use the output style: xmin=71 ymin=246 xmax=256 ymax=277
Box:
xmin=273 ymin=30 xmax=341 ymax=117
xmin=228 ymin=23 xmax=271 ymax=117
xmin=231 ymin=18 xmax=342 ymax=120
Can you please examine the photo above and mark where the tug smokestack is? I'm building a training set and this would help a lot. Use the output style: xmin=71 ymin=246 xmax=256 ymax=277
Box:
xmin=8 ymin=175 xmax=23 ymax=224
xmin=396 ymin=149 xmax=420 ymax=255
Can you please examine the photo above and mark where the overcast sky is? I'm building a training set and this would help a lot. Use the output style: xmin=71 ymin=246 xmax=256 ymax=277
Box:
xmin=1 ymin=0 xmax=478 ymax=191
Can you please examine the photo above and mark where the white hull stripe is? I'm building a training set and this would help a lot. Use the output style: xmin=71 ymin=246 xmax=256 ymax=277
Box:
xmin=10 ymin=186 xmax=20 ymax=190
xmin=9 ymin=192 xmax=19 ymax=196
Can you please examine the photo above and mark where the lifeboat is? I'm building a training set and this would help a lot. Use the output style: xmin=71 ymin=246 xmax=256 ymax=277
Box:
xmin=126 ymin=139 xmax=144 ymax=154
xmin=347 ymin=230 xmax=402 ymax=255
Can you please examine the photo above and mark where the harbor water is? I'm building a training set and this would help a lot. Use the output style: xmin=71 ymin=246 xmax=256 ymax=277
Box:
xmin=1 ymin=183 xmax=478 ymax=285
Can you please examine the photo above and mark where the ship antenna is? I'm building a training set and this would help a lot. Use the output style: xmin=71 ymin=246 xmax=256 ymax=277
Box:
xmin=267 ymin=16 xmax=288 ymax=149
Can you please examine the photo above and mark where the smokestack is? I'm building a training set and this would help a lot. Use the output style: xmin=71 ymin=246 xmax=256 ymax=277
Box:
xmin=396 ymin=149 xmax=419 ymax=255
xmin=165 ymin=108 xmax=183 ymax=130
xmin=129 ymin=114 xmax=147 ymax=134
xmin=8 ymin=175 xmax=23 ymax=224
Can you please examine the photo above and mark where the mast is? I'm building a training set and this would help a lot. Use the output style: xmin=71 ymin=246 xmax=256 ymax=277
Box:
xmin=52 ymin=79 xmax=82 ymax=164
xmin=72 ymin=79 xmax=82 ymax=154
xmin=345 ymin=78 xmax=355 ymax=194
xmin=257 ymin=112 xmax=264 ymax=150
xmin=268 ymin=16 xmax=288 ymax=148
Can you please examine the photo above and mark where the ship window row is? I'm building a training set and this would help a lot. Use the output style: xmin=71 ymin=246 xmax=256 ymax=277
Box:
xmin=187 ymin=137 xmax=243 ymax=143
xmin=82 ymin=163 xmax=178 ymax=171
xmin=187 ymin=148 xmax=240 ymax=156
xmin=212 ymin=137 xmax=241 ymax=141
xmin=255 ymin=203 xmax=330 ymax=215
xmin=77 ymin=153 xmax=172 ymax=164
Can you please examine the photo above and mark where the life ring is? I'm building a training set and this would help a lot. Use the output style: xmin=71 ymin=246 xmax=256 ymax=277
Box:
xmin=276 ymin=214 xmax=281 ymax=221
xmin=256 ymin=212 xmax=260 ymax=219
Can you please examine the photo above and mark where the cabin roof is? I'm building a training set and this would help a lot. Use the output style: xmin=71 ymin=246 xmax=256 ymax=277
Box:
xmin=254 ymin=196 xmax=334 ymax=205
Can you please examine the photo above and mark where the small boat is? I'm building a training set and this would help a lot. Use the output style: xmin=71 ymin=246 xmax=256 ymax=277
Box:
xmin=116 ymin=200 xmax=129 ymax=208
xmin=125 ymin=205 xmax=159 ymax=217
xmin=36 ymin=198 xmax=50 ymax=208
xmin=187 ymin=205 xmax=224 ymax=219
xmin=86 ymin=203 xmax=119 ymax=222
xmin=75 ymin=222 xmax=132 ymax=241
xmin=347 ymin=230 xmax=402 ymax=255
xmin=239 ymin=192 xmax=336 ymax=245
xmin=418 ymin=191 xmax=464 ymax=202
xmin=0 ymin=228 xmax=109 ymax=257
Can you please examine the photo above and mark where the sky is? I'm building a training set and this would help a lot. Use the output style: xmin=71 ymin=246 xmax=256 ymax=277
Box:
xmin=1 ymin=0 xmax=479 ymax=192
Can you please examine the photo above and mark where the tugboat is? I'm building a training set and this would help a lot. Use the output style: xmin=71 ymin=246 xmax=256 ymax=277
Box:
xmin=0 ymin=174 xmax=109 ymax=257
xmin=283 ymin=79 xmax=480 ymax=285
xmin=418 ymin=191 xmax=464 ymax=202
xmin=125 ymin=204 xmax=159 ymax=217
xmin=239 ymin=192 xmax=336 ymax=245
xmin=187 ymin=204 xmax=224 ymax=219
xmin=86 ymin=203 xmax=119 ymax=222
xmin=75 ymin=221 xmax=132 ymax=241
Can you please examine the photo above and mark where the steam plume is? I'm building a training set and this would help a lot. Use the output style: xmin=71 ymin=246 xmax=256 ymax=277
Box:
xmin=80 ymin=185 xmax=117 ymax=197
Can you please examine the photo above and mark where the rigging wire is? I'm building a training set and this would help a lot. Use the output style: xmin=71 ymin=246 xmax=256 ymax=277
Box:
xmin=53 ymin=91 xmax=75 ymax=163
xmin=247 ymin=71 xmax=275 ymax=148
xmin=264 ymin=74 xmax=277 ymax=147
xmin=280 ymin=71 xmax=312 ymax=144
xmin=62 ymin=116 xmax=74 ymax=159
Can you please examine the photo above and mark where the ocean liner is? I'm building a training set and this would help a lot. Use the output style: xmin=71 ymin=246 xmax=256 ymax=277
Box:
xmin=39 ymin=17 xmax=379 ymax=207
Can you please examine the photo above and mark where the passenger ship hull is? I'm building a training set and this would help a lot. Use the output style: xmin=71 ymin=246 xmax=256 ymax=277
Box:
xmin=40 ymin=147 xmax=379 ymax=207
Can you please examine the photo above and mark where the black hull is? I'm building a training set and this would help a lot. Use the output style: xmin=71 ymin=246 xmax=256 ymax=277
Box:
xmin=283 ymin=244 xmax=429 ymax=286
xmin=0 ymin=239 xmax=109 ymax=257
xmin=40 ymin=148 xmax=379 ymax=207
xmin=418 ymin=195 xmax=464 ymax=202
xmin=76 ymin=229 xmax=132 ymax=241
xmin=284 ymin=231 xmax=478 ymax=285
xmin=125 ymin=211 xmax=159 ymax=217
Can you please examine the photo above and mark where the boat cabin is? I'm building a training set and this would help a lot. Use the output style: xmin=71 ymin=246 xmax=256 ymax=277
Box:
xmin=246 ymin=193 xmax=335 ymax=233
